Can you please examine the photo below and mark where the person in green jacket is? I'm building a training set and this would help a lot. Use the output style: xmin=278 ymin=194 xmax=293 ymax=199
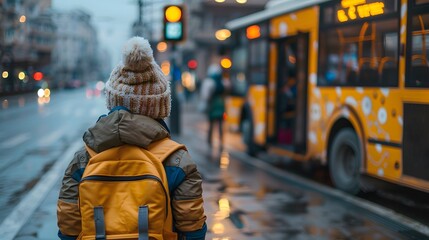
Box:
xmin=200 ymin=64 xmax=226 ymax=150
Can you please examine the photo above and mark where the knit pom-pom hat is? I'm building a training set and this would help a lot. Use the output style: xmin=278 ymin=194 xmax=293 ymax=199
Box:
xmin=105 ymin=36 xmax=171 ymax=119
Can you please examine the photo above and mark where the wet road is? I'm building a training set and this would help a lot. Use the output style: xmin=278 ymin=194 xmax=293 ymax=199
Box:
xmin=0 ymin=89 xmax=105 ymax=223
xmin=0 ymin=88 xmax=427 ymax=239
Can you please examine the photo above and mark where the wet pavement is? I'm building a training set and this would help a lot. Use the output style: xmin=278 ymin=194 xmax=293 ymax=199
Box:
xmin=4 ymin=93 xmax=427 ymax=240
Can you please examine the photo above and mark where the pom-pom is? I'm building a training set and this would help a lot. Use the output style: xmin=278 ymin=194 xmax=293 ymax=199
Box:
xmin=122 ymin=36 xmax=154 ymax=71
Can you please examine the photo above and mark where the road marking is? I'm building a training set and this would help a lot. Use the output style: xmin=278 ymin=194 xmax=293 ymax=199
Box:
xmin=0 ymin=133 xmax=31 ymax=149
xmin=0 ymin=140 xmax=82 ymax=240
xmin=39 ymin=129 xmax=65 ymax=147
xmin=230 ymin=150 xmax=429 ymax=237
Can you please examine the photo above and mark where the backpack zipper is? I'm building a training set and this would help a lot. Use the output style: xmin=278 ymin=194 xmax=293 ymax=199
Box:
xmin=80 ymin=174 xmax=169 ymax=219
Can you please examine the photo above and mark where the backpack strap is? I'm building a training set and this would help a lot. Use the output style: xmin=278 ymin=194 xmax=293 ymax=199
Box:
xmin=93 ymin=206 xmax=106 ymax=240
xmin=138 ymin=206 xmax=149 ymax=240
xmin=147 ymin=138 xmax=186 ymax=162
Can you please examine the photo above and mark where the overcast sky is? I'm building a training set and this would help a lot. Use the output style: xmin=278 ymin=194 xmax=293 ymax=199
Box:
xmin=52 ymin=0 xmax=138 ymax=66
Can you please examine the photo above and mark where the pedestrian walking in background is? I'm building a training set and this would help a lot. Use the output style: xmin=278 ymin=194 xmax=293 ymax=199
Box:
xmin=200 ymin=64 xmax=227 ymax=151
xmin=57 ymin=37 xmax=207 ymax=240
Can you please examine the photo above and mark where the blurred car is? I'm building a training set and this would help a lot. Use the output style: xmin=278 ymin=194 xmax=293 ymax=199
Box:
xmin=86 ymin=81 xmax=105 ymax=98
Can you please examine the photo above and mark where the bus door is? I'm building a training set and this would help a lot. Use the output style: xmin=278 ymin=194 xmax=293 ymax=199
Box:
xmin=274 ymin=34 xmax=308 ymax=153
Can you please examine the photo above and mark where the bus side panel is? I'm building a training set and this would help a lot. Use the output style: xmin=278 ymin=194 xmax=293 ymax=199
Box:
xmin=225 ymin=96 xmax=245 ymax=132
xmin=317 ymin=88 xmax=404 ymax=173
xmin=311 ymin=0 xmax=405 ymax=183
xmin=248 ymin=85 xmax=267 ymax=145
xmin=322 ymin=102 xmax=365 ymax=164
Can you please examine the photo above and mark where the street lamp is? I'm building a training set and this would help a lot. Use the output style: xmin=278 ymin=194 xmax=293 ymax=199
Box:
xmin=215 ymin=29 xmax=231 ymax=41
xmin=236 ymin=0 xmax=247 ymax=3
xmin=19 ymin=15 xmax=26 ymax=23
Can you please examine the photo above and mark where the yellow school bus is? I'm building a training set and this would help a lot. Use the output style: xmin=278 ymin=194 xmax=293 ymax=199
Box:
xmin=226 ymin=0 xmax=429 ymax=194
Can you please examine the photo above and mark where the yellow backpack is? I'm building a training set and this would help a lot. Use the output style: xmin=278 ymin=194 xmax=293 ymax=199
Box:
xmin=78 ymin=138 xmax=185 ymax=240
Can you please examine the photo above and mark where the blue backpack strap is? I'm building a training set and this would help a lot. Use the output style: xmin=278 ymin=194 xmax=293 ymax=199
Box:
xmin=94 ymin=206 xmax=106 ymax=240
xmin=138 ymin=206 xmax=149 ymax=240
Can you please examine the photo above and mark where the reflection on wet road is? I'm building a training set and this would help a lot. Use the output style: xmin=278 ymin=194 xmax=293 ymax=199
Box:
xmin=179 ymin=110 xmax=425 ymax=240
xmin=0 ymin=90 xmax=106 ymax=224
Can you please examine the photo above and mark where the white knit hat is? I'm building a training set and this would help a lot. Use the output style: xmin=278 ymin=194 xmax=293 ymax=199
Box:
xmin=105 ymin=37 xmax=171 ymax=119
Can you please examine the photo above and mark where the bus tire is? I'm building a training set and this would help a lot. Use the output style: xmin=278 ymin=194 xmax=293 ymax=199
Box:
xmin=242 ymin=117 xmax=257 ymax=156
xmin=329 ymin=128 xmax=361 ymax=195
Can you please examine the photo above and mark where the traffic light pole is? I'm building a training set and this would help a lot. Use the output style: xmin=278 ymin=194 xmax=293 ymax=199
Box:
xmin=170 ymin=43 xmax=181 ymax=135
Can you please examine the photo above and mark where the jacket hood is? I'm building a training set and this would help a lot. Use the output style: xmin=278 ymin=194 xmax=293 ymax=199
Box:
xmin=83 ymin=110 xmax=170 ymax=153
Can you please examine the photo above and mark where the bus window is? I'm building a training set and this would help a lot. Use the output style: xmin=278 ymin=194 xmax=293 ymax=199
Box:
xmin=319 ymin=18 xmax=399 ymax=87
xmin=248 ymin=40 xmax=268 ymax=85
xmin=407 ymin=12 xmax=429 ymax=88
xmin=318 ymin=0 xmax=399 ymax=87
xmin=231 ymin=46 xmax=247 ymax=96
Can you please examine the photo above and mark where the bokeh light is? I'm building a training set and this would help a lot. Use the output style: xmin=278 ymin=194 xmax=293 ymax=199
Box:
xmin=215 ymin=29 xmax=231 ymax=41
xmin=157 ymin=42 xmax=168 ymax=52
xmin=220 ymin=58 xmax=232 ymax=69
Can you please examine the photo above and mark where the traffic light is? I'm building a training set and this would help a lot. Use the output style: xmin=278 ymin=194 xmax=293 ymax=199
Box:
xmin=163 ymin=5 xmax=185 ymax=42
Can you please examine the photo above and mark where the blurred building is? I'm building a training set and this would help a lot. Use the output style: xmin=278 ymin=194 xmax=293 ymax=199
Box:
xmin=0 ymin=0 xmax=56 ymax=94
xmin=51 ymin=9 xmax=99 ymax=88
xmin=128 ymin=0 xmax=267 ymax=91
xmin=131 ymin=0 xmax=181 ymax=42
xmin=182 ymin=0 xmax=268 ymax=82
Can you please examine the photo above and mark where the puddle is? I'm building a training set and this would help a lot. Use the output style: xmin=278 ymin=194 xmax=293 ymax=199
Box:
xmin=249 ymin=211 xmax=290 ymax=229
xmin=228 ymin=210 xmax=245 ymax=229
xmin=281 ymin=200 xmax=308 ymax=214
xmin=216 ymin=179 xmax=252 ymax=195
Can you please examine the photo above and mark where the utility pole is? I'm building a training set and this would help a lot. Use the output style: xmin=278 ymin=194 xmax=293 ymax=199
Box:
xmin=138 ymin=0 xmax=143 ymax=24
xmin=131 ymin=0 xmax=144 ymax=37
xmin=170 ymin=43 xmax=181 ymax=135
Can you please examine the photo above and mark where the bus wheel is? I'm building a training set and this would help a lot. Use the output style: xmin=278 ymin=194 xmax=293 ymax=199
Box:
xmin=242 ymin=117 xmax=257 ymax=156
xmin=329 ymin=128 xmax=361 ymax=195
